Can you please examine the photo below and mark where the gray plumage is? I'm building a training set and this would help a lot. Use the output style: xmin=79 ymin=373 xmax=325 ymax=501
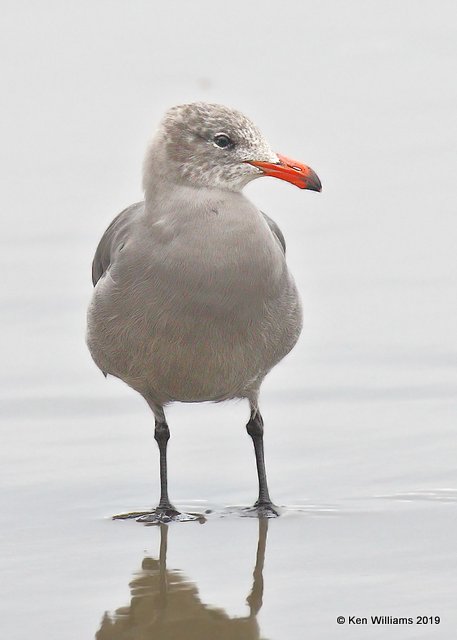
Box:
xmin=91 ymin=202 xmax=142 ymax=287
xmin=92 ymin=204 xmax=285 ymax=287
xmin=87 ymin=194 xmax=300 ymax=407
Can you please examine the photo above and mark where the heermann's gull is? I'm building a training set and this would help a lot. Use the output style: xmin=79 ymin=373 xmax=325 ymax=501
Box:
xmin=87 ymin=102 xmax=321 ymax=522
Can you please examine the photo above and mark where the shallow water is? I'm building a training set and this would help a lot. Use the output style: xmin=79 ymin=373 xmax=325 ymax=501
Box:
xmin=2 ymin=1 xmax=457 ymax=638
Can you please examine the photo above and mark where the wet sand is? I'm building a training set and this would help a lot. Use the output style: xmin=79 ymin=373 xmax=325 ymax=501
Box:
xmin=2 ymin=1 xmax=457 ymax=638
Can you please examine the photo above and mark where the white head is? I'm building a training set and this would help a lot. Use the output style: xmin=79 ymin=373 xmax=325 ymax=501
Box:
xmin=143 ymin=102 xmax=321 ymax=195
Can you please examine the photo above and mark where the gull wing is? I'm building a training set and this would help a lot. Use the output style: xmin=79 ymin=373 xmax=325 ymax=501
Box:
xmin=261 ymin=211 xmax=286 ymax=255
xmin=91 ymin=201 xmax=143 ymax=286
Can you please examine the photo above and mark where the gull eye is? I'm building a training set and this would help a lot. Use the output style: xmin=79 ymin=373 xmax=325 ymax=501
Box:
xmin=213 ymin=133 xmax=233 ymax=149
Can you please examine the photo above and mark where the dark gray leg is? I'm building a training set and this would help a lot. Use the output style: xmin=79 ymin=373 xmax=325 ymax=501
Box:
xmin=154 ymin=418 xmax=177 ymax=513
xmin=113 ymin=401 xmax=203 ymax=523
xmin=246 ymin=408 xmax=277 ymax=514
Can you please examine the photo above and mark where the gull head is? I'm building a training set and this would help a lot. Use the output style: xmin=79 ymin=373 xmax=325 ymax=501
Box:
xmin=143 ymin=102 xmax=321 ymax=194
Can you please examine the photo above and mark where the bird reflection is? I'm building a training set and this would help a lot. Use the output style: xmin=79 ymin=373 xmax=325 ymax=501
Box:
xmin=96 ymin=519 xmax=269 ymax=639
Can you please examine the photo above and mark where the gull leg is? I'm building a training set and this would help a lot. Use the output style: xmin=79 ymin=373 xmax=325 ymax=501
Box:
xmin=154 ymin=416 xmax=177 ymax=513
xmin=114 ymin=402 xmax=203 ymax=524
xmin=246 ymin=406 xmax=279 ymax=517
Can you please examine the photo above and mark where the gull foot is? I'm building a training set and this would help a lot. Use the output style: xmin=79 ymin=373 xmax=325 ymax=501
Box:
xmin=113 ymin=508 xmax=205 ymax=525
xmin=242 ymin=502 xmax=281 ymax=518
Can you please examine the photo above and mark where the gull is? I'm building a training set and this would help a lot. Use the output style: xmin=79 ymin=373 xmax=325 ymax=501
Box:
xmin=87 ymin=102 xmax=321 ymax=522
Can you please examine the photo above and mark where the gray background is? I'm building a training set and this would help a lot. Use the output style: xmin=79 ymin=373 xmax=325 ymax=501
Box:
xmin=1 ymin=1 xmax=456 ymax=638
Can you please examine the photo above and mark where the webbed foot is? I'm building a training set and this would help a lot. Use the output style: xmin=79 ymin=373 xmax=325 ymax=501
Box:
xmin=113 ymin=507 xmax=205 ymax=525
xmin=243 ymin=501 xmax=281 ymax=518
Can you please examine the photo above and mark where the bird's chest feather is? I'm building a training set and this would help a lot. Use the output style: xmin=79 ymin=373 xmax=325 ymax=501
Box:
xmin=127 ymin=202 xmax=286 ymax=316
